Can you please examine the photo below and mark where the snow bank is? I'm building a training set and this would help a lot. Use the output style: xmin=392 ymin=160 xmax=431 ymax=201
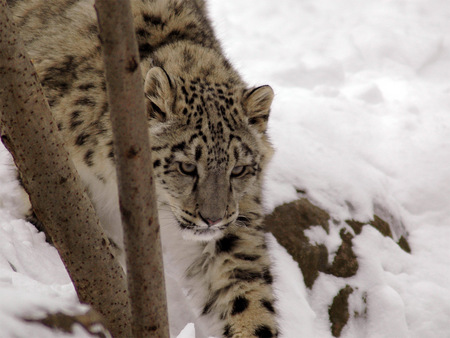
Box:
xmin=209 ymin=0 xmax=450 ymax=337
xmin=0 ymin=149 xmax=87 ymax=337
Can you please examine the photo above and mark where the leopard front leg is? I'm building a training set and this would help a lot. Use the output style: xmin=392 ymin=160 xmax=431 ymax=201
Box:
xmin=189 ymin=227 xmax=278 ymax=337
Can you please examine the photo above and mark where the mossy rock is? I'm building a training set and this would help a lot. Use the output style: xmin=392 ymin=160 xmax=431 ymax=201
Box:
xmin=263 ymin=198 xmax=411 ymax=336
xmin=23 ymin=310 xmax=109 ymax=337
xmin=263 ymin=198 xmax=330 ymax=288
xmin=263 ymin=198 xmax=361 ymax=287
xmin=329 ymin=285 xmax=353 ymax=337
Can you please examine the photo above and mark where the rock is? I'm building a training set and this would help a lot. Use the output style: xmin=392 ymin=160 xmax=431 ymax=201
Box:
xmin=263 ymin=198 xmax=360 ymax=287
xmin=398 ymin=235 xmax=411 ymax=253
xmin=327 ymin=229 xmax=358 ymax=278
xmin=263 ymin=198 xmax=330 ymax=288
xmin=263 ymin=198 xmax=411 ymax=337
xmin=23 ymin=309 xmax=111 ymax=337
xmin=329 ymin=285 xmax=354 ymax=337
xmin=346 ymin=216 xmax=411 ymax=253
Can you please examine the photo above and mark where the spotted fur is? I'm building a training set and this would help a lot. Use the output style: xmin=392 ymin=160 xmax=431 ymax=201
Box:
xmin=9 ymin=0 xmax=277 ymax=336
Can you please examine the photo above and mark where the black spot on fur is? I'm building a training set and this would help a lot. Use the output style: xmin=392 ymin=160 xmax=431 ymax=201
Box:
xmin=202 ymin=290 xmax=219 ymax=315
xmin=202 ymin=301 xmax=213 ymax=315
xmin=223 ymin=324 xmax=232 ymax=338
xmin=143 ymin=13 xmax=165 ymax=27
xmin=166 ymin=29 xmax=187 ymax=42
xmin=183 ymin=49 xmax=194 ymax=64
xmin=41 ymin=55 xmax=77 ymax=93
xmin=151 ymin=29 xmax=197 ymax=51
xmin=231 ymin=296 xmax=249 ymax=315
xmin=233 ymin=269 xmax=262 ymax=282
xmin=136 ymin=28 xmax=150 ymax=38
xmin=75 ymin=97 xmax=96 ymax=107
xmin=152 ymin=144 xmax=169 ymax=152
xmin=233 ymin=147 xmax=239 ymax=162
xmin=188 ymin=133 xmax=198 ymax=143
xmin=171 ymin=141 xmax=186 ymax=153
xmin=261 ymin=299 xmax=275 ymax=313
xmin=216 ymin=234 xmax=239 ymax=254
xmin=138 ymin=43 xmax=152 ymax=59
xmin=78 ymin=83 xmax=95 ymax=91
xmin=241 ymin=142 xmax=253 ymax=156
xmin=223 ymin=59 xmax=232 ymax=70
xmin=75 ymin=132 xmax=89 ymax=146
xmin=254 ymin=325 xmax=274 ymax=337
xmin=163 ymin=155 xmax=174 ymax=164
xmin=49 ymin=80 xmax=68 ymax=91
xmin=263 ymin=269 xmax=273 ymax=285
xmin=70 ymin=120 xmax=82 ymax=130
xmin=233 ymin=253 xmax=260 ymax=261
xmin=84 ymin=149 xmax=94 ymax=167
xmin=153 ymin=159 xmax=161 ymax=168
xmin=195 ymin=145 xmax=202 ymax=161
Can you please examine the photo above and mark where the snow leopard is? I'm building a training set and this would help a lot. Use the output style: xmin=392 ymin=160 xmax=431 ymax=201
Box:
xmin=8 ymin=0 xmax=277 ymax=336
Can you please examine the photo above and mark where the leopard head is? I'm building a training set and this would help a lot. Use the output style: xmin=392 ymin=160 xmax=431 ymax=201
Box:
xmin=144 ymin=67 xmax=274 ymax=241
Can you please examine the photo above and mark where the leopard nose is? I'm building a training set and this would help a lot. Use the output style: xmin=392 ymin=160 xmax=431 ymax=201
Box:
xmin=199 ymin=213 xmax=222 ymax=226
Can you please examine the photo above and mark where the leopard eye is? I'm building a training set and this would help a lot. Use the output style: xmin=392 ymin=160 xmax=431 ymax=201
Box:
xmin=178 ymin=162 xmax=197 ymax=176
xmin=231 ymin=165 xmax=246 ymax=177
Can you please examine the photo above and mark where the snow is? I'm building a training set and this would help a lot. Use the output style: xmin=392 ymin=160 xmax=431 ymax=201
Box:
xmin=1 ymin=0 xmax=450 ymax=337
xmin=176 ymin=323 xmax=196 ymax=338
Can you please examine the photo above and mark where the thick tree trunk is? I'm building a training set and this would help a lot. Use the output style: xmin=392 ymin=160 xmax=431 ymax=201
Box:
xmin=95 ymin=1 xmax=169 ymax=337
xmin=0 ymin=1 xmax=131 ymax=336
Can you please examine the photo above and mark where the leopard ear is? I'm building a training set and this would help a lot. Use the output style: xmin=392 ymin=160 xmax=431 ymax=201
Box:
xmin=242 ymin=85 xmax=274 ymax=133
xmin=144 ymin=67 xmax=176 ymax=122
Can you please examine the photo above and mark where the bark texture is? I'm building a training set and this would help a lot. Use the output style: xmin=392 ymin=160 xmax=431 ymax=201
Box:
xmin=94 ymin=1 xmax=169 ymax=337
xmin=0 ymin=1 xmax=131 ymax=336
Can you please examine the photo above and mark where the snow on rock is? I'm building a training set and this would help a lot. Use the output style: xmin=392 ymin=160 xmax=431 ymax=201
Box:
xmin=1 ymin=0 xmax=450 ymax=337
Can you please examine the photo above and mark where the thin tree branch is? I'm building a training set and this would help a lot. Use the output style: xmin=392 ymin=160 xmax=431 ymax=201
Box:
xmin=0 ymin=1 xmax=131 ymax=336
xmin=94 ymin=0 xmax=169 ymax=336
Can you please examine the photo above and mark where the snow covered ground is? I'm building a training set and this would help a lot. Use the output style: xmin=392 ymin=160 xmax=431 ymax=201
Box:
xmin=1 ymin=0 xmax=450 ymax=336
